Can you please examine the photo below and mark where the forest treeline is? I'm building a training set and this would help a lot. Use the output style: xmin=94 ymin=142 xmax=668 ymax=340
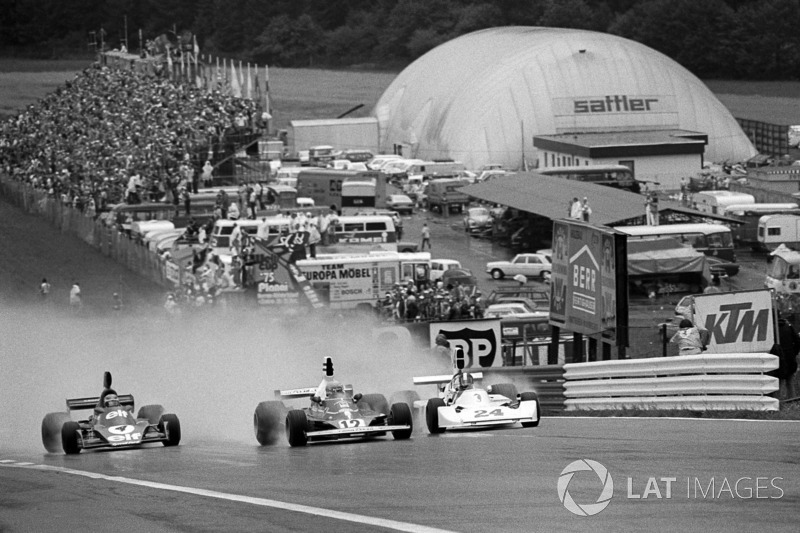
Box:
xmin=1 ymin=0 xmax=798 ymax=79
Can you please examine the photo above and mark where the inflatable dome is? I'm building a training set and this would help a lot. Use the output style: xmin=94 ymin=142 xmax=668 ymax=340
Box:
xmin=373 ymin=27 xmax=756 ymax=170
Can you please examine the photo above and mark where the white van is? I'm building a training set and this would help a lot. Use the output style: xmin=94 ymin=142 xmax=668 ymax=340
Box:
xmin=208 ymin=219 xmax=264 ymax=253
xmin=430 ymin=259 xmax=462 ymax=282
xmin=693 ymin=191 xmax=755 ymax=215
xmin=322 ymin=215 xmax=398 ymax=253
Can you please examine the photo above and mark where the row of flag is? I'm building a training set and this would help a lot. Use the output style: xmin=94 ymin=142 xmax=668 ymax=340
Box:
xmin=165 ymin=39 xmax=270 ymax=115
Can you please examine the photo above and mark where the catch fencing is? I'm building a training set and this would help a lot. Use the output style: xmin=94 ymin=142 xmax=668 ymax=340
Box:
xmin=563 ymin=353 xmax=779 ymax=411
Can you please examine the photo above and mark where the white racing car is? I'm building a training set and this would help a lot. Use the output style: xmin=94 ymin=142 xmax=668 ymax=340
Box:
xmin=414 ymin=358 xmax=541 ymax=434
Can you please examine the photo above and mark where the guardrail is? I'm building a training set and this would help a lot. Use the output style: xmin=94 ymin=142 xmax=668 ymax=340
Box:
xmin=563 ymin=353 xmax=779 ymax=411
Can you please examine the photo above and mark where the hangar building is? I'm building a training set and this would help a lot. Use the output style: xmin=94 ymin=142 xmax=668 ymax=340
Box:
xmin=373 ymin=27 xmax=757 ymax=187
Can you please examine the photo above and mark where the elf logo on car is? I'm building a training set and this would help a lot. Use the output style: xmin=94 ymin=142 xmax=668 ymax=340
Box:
xmin=703 ymin=302 xmax=770 ymax=344
xmin=108 ymin=425 xmax=135 ymax=435
xmin=108 ymin=432 xmax=142 ymax=443
xmin=437 ymin=328 xmax=497 ymax=367
xmin=105 ymin=410 xmax=128 ymax=419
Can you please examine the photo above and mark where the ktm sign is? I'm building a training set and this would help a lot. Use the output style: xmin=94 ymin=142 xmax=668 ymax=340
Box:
xmin=574 ymin=95 xmax=659 ymax=114
xmin=693 ymin=290 xmax=774 ymax=354
xmin=703 ymin=302 xmax=770 ymax=344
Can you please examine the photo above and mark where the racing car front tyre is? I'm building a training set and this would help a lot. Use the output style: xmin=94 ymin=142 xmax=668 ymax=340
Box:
xmin=61 ymin=421 xmax=82 ymax=454
xmin=491 ymin=383 xmax=518 ymax=401
xmin=519 ymin=392 xmax=541 ymax=428
xmin=389 ymin=390 xmax=421 ymax=410
xmin=42 ymin=412 xmax=71 ymax=453
xmin=286 ymin=410 xmax=308 ymax=447
xmin=425 ymin=398 xmax=446 ymax=434
xmin=159 ymin=414 xmax=182 ymax=446
xmin=254 ymin=401 xmax=286 ymax=446
xmin=137 ymin=404 xmax=164 ymax=424
xmin=389 ymin=402 xmax=413 ymax=440
xmin=360 ymin=394 xmax=389 ymax=417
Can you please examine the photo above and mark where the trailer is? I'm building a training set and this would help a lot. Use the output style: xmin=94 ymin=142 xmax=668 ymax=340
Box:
xmin=757 ymin=214 xmax=800 ymax=251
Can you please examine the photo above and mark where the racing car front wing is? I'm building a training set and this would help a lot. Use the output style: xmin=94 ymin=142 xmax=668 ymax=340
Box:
xmin=307 ymin=424 xmax=410 ymax=438
xmin=75 ymin=427 xmax=169 ymax=450
xmin=437 ymin=401 xmax=538 ymax=429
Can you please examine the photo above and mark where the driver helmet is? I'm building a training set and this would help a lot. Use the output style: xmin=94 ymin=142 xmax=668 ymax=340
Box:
xmin=326 ymin=382 xmax=345 ymax=398
xmin=458 ymin=372 xmax=474 ymax=390
xmin=103 ymin=393 xmax=120 ymax=407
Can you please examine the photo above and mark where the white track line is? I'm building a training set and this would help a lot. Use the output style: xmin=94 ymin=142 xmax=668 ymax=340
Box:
xmin=0 ymin=460 xmax=455 ymax=533
xmin=546 ymin=416 xmax=800 ymax=423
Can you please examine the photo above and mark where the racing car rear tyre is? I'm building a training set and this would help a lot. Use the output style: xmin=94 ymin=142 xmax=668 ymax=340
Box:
xmin=389 ymin=402 xmax=413 ymax=440
xmin=360 ymin=394 xmax=389 ymax=417
xmin=254 ymin=401 xmax=286 ymax=446
xmin=519 ymin=392 xmax=541 ymax=428
xmin=42 ymin=412 xmax=71 ymax=453
xmin=286 ymin=410 xmax=308 ymax=447
xmin=491 ymin=383 xmax=518 ymax=401
xmin=137 ymin=404 xmax=164 ymax=424
xmin=61 ymin=421 xmax=82 ymax=455
xmin=159 ymin=414 xmax=182 ymax=446
xmin=425 ymin=398 xmax=446 ymax=434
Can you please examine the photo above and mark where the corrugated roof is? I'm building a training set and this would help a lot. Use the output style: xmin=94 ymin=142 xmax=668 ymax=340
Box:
xmin=461 ymin=173 xmax=643 ymax=225
xmin=535 ymin=129 xmax=706 ymax=148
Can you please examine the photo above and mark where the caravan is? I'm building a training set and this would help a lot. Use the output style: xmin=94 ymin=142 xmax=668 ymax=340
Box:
xmin=757 ymin=214 xmax=800 ymax=252
xmin=693 ymin=191 xmax=755 ymax=215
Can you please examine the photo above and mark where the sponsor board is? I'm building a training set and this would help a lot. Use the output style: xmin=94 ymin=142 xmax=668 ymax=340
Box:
xmin=429 ymin=319 xmax=502 ymax=368
xmin=693 ymin=289 xmax=774 ymax=353
xmin=549 ymin=221 xmax=618 ymax=341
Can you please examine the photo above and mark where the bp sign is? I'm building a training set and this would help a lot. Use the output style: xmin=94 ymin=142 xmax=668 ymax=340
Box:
xmin=549 ymin=221 xmax=623 ymax=343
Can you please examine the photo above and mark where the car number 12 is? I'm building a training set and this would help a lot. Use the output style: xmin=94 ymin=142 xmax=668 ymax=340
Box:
xmin=474 ymin=409 xmax=504 ymax=418
xmin=339 ymin=419 xmax=364 ymax=428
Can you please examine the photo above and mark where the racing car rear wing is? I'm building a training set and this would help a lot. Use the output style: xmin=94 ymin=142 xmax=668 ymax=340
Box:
xmin=275 ymin=385 xmax=354 ymax=400
xmin=413 ymin=373 xmax=483 ymax=385
xmin=66 ymin=394 xmax=135 ymax=411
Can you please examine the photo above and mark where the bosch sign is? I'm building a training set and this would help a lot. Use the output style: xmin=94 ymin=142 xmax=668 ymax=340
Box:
xmin=574 ymin=95 xmax=658 ymax=114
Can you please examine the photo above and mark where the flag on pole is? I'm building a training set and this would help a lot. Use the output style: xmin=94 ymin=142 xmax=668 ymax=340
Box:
xmin=193 ymin=34 xmax=200 ymax=56
xmin=245 ymin=63 xmax=252 ymax=100
xmin=264 ymin=64 xmax=271 ymax=114
xmin=230 ymin=61 xmax=241 ymax=98
xmin=166 ymin=47 xmax=173 ymax=77
xmin=195 ymin=51 xmax=203 ymax=89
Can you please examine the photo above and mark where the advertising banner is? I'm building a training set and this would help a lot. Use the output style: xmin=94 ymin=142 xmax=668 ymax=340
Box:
xmin=429 ymin=319 xmax=503 ymax=368
xmin=549 ymin=221 xmax=618 ymax=341
xmin=693 ymin=289 xmax=775 ymax=353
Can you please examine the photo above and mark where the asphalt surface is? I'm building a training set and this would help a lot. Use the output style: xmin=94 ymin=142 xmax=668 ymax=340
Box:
xmin=2 ymin=417 xmax=798 ymax=532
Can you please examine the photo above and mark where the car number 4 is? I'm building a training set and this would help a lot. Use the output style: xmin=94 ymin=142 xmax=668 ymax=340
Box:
xmin=474 ymin=409 xmax=504 ymax=418
xmin=339 ymin=419 xmax=363 ymax=428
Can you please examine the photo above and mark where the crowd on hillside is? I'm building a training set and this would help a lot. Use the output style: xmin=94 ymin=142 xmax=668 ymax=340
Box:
xmin=0 ymin=61 xmax=259 ymax=214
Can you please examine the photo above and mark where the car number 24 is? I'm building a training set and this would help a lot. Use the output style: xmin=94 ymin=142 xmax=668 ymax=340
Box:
xmin=474 ymin=409 xmax=503 ymax=418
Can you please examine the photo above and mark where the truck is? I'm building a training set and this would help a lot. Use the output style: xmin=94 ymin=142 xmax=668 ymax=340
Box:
xmin=425 ymin=177 xmax=471 ymax=214
xmin=757 ymin=214 xmax=800 ymax=251
xmin=296 ymin=168 xmax=386 ymax=212
xmin=723 ymin=203 xmax=800 ymax=248
xmin=296 ymin=252 xmax=431 ymax=311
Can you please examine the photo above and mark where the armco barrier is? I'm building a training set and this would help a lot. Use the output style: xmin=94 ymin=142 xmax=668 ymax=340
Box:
xmin=480 ymin=366 xmax=566 ymax=414
xmin=563 ymin=353 xmax=780 ymax=411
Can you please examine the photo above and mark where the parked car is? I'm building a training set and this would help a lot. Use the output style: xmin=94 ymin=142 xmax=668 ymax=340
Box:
xmin=367 ymin=154 xmax=403 ymax=171
xmin=486 ymin=253 xmax=552 ymax=280
xmin=463 ymin=206 xmax=493 ymax=233
xmin=486 ymin=285 xmax=550 ymax=307
xmin=484 ymin=302 xmax=548 ymax=320
xmin=430 ymin=259 xmax=462 ymax=282
xmin=386 ymin=194 xmax=415 ymax=215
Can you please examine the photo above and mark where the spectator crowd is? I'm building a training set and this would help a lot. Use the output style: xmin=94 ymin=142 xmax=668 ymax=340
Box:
xmin=0 ymin=61 xmax=259 ymax=215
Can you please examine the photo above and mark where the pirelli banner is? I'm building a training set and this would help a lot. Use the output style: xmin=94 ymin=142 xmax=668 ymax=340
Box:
xmin=430 ymin=319 xmax=503 ymax=368
xmin=693 ymin=289 xmax=775 ymax=354
xmin=549 ymin=220 xmax=628 ymax=346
